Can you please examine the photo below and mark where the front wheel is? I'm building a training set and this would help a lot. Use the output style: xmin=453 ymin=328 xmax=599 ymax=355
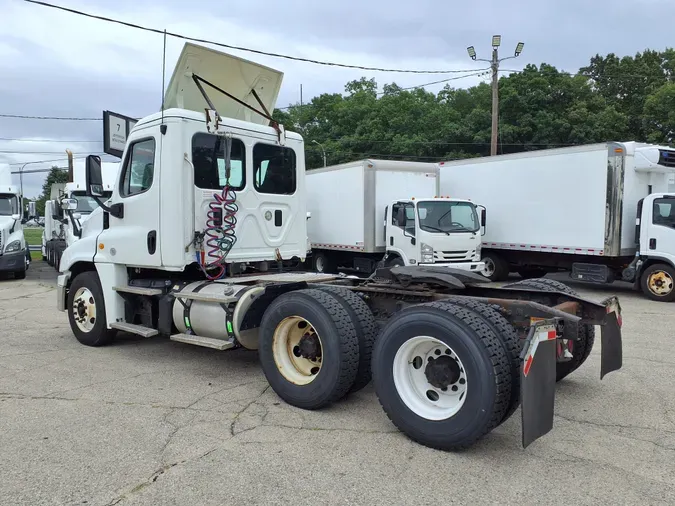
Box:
xmin=67 ymin=271 xmax=116 ymax=347
xmin=481 ymin=253 xmax=509 ymax=281
xmin=373 ymin=301 xmax=511 ymax=451
xmin=641 ymin=263 xmax=675 ymax=302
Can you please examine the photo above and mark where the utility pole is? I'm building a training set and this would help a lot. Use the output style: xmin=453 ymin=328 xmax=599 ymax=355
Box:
xmin=467 ymin=37 xmax=524 ymax=156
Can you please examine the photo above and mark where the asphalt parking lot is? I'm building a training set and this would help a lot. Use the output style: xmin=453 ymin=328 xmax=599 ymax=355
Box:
xmin=1 ymin=262 xmax=674 ymax=505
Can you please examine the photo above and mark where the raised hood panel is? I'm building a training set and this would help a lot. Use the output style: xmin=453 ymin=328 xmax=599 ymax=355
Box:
xmin=163 ymin=42 xmax=284 ymax=124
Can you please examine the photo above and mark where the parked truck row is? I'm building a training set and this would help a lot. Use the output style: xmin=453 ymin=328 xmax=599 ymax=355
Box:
xmin=56 ymin=42 xmax=624 ymax=452
xmin=42 ymin=153 xmax=116 ymax=271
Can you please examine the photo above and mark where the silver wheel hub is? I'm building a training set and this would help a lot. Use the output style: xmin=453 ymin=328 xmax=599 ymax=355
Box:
xmin=393 ymin=336 xmax=468 ymax=420
xmin=72 ymin=287 xmax=97 ymax=332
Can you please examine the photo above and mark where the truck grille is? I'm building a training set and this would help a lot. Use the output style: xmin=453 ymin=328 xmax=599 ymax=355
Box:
xmin=658 ymin=149 xmax=675 ymax=168
xmin=433 ymin=250 xmax=474 ymax=262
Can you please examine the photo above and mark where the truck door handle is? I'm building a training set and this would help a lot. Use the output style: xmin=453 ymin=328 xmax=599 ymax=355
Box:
xmin=147 ymin=230 xmax=157 ymax=254
xmin=649 ymin=238 xmax=657 ymax=250
xmin=390 ymin=236 xmax=394 ymax=246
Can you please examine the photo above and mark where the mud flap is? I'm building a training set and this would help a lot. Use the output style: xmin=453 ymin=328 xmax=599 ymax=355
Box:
xmin=520 ymin=320 xmax=558 ymax=449
xmin=601 ymin=310 xmax=622 ymax=379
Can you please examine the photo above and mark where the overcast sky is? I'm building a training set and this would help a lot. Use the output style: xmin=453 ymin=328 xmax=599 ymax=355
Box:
xmin=0 ymin=0 xmax=672 ymax=199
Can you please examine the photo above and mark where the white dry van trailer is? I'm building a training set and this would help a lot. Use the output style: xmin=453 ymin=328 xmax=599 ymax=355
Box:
xmin=57 ymin=42 xmax=625 ymax=451
xmin=306 ymin=159 xmax=485 ymax=276
xmin=0 ymin=163 xmax=31 ymax=279
xmin=438 ymin=142 xmax=675 ymax=301
xmin=43 ymin=155 xmax=116 ymax=271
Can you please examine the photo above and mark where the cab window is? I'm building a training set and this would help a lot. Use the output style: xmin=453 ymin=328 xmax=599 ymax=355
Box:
xmin=192 ymin=133 xmax=245 ymax=190
xmin=120 ymin=138 xmax=156 ymax=197
xmin=253 ymin=144 xmax=296 ymax=195
xmin=392 ymin=202 xmax=416 ymax=236
xmin=653 ymin=198 xmax=675 ymax=228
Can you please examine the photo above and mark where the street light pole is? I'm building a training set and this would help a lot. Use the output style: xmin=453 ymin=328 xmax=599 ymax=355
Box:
xmin=467 ymin=37 xmax=524 ymax=156
xmin=312 ymin=140 xmax=327 ymax=167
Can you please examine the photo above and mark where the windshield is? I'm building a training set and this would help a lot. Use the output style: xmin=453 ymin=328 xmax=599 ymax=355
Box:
xmin=70 ymin=192 xmax=112 ymax=213
xmin=0 ymin=194 xmax=19 ymax=216
xmin=417 ymin=201 xmax=479 ymax=233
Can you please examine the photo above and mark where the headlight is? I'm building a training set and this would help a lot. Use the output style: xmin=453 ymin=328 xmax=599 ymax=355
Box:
xmin=421 ymin=242 xmax=434 ymax=263
xmin=475 ymin=243 xmax=482 ymax=257
xmin=5 ymin=240 xmax=21 ymax=253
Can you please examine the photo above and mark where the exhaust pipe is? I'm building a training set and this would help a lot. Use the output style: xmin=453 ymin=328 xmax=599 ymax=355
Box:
xmin=66 ymin=149 xmax=73 ymax=183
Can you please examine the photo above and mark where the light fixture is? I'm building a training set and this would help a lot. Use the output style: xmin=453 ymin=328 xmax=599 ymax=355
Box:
xmin=467 ymin=46 xmax=476 ymax=60
xmin=514 ymin=42 xmax=524 ymax=57
xmin=492 ymin=35 xmax=501 ymax=48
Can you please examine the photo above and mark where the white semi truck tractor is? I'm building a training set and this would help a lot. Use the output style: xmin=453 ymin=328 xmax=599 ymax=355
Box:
xmin=0 ymin=163 xmax=31 ymax=279
xmin=56 ymin=42 xmax=625 ymax=451
xmin=305 ymin=159 xmax=485 ymax=276
xmin=438 ymin=142 xmax=675 ymax=302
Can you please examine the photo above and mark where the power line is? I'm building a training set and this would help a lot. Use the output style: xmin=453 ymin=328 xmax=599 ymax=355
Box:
xmin=0 ymin=150 xmax=107 ymax=155
xmin=0 ymin=113 xmax=100 ymax=120
xmin=23 ymin=0 xmax=485 ymax=75
xmin=0 ymin=137 xmax=100 ymax=143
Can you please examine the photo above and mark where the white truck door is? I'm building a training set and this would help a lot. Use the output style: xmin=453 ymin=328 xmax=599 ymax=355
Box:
xmin=95 ymin=135 xmax=162 ymax=267
xmin=645 ymin=195 xmax=675 ymax=264
xmin=389 ymin=201 xmax=418 ymax=264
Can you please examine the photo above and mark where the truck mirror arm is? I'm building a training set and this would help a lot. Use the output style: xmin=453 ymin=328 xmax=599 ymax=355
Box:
xmin=64 ymin=209 xmax=82 ymax=238
xmin=91 ymin=195 xmax=124 ymax=219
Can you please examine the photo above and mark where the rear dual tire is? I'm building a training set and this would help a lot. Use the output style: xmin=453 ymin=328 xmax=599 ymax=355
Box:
xmin=505 ymin=278 xmax=595 ymax=382
xmin=372 ymin=301 xmax=512 ymax=451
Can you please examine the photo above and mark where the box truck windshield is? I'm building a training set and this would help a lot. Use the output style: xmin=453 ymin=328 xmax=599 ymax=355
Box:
xmin=0 ymin=194 xmax=19 ymax=215
xmin=654 ymin=198 xmax=675 ymax=228
xmin=417 ymin=201 xmax=479 ymax=234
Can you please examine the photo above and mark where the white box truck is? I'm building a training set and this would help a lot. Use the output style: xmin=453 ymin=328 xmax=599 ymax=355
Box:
xmin=438 ymin=142 xmax=675 ymax=301
xmin=55 ymin=42 xmax=625 ymax=451
xmin=42 ymin=156 xmax=116 ymax=270
xmin=306 ymin=159 xmax=485 ymax=276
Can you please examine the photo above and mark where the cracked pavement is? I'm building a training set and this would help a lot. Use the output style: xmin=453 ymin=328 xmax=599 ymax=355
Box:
xmin=1 ymin=264 xmax=675 ymax=505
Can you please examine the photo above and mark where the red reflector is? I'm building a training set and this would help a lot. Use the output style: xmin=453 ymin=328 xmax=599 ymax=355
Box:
xmin=523 ymin=355 xmax=534 ymax=377
xmin=547 ymin=330 xmax=557 ymax=340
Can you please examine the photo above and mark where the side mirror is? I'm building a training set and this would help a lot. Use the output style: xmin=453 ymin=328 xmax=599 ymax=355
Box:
xmin=62 ymin=198 xmax=78 ymax=211
xmin=86 ymin=155 xmax=104 ymax=197
xmin=477 ymin=205 xmax=487 ymax=236
xmin=72 ymin=212 xmax=82 ymax=221
xmin=28 ymin=201 xmax=36 ymax=218
xmin=396 ymin=207 xmax=407 ymax=227
xmin=11 ymin=213 xmax=20 ymax=221
xmin=306 ymin=212 xmax=312 ymax=220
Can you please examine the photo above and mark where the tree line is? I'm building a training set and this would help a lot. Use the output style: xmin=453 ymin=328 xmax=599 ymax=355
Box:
xmin=273 ymin=49 xmax=675 ymax=170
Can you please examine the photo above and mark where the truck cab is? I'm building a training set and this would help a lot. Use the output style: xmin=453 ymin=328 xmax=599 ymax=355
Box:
xmin=385 ymin=197 xmax=485 ymax=272
xmin=0 ymin=163 xmax=29 ymax=279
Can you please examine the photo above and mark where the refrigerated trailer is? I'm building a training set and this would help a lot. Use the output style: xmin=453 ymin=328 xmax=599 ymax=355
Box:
xmin=306 ymin=159 xmax=485 ymax=276
xmin=438 ymin=142 xmax=675 ymax=301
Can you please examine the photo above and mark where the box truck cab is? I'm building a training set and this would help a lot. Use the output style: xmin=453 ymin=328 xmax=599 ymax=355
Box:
xmin=0 ymin=163 xmax=29 ymax=279
xmin=385 ymin=196 xmax=485 ymax=270
xmin=306 ymin=160 xmax=485 ymax=276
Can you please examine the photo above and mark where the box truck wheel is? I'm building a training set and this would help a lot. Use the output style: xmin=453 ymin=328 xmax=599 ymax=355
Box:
xmin=372 ymin=301 xmax=511 ymax=451
xmin=67 ymin=271 xmax=116 ymax=347
xmin=312 ymin=285 xmax=378 ymax=393
xmin=640 ymin=263 xmax=675 ymax=302
xmin=443 ymin=297 xmax=521 ymax=426
xmin=312 ymin=252 xmax=333 ymax=273
xmin=386 ymin=256 xmax=404 ymax=267
xmin=481 ymin=253 xmax=509 ymax=281
xmin=505 ymin=278 xmax=595 ymax=382
xmin=258 ymin=289 xmax=359 ymax=409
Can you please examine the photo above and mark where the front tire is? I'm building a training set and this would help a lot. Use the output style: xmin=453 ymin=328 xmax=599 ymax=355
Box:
xmin=481 ymin=253 xmax=509 ymax=281
xmin=372 ymin=301 xmax=511 ymax=451
xmin=67 ymin=271 xmax=116 ymax=347
xmin=640 ymin=263 xmax=675 ymax=302
xmin=258 ymin=289 xmax=360 ymax=410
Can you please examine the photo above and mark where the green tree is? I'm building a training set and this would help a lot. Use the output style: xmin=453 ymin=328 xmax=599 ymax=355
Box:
xmin=35 ymin=166 xmax=68 ymax=217
xmin=643 ymin=82 xmax=675 ymax=144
